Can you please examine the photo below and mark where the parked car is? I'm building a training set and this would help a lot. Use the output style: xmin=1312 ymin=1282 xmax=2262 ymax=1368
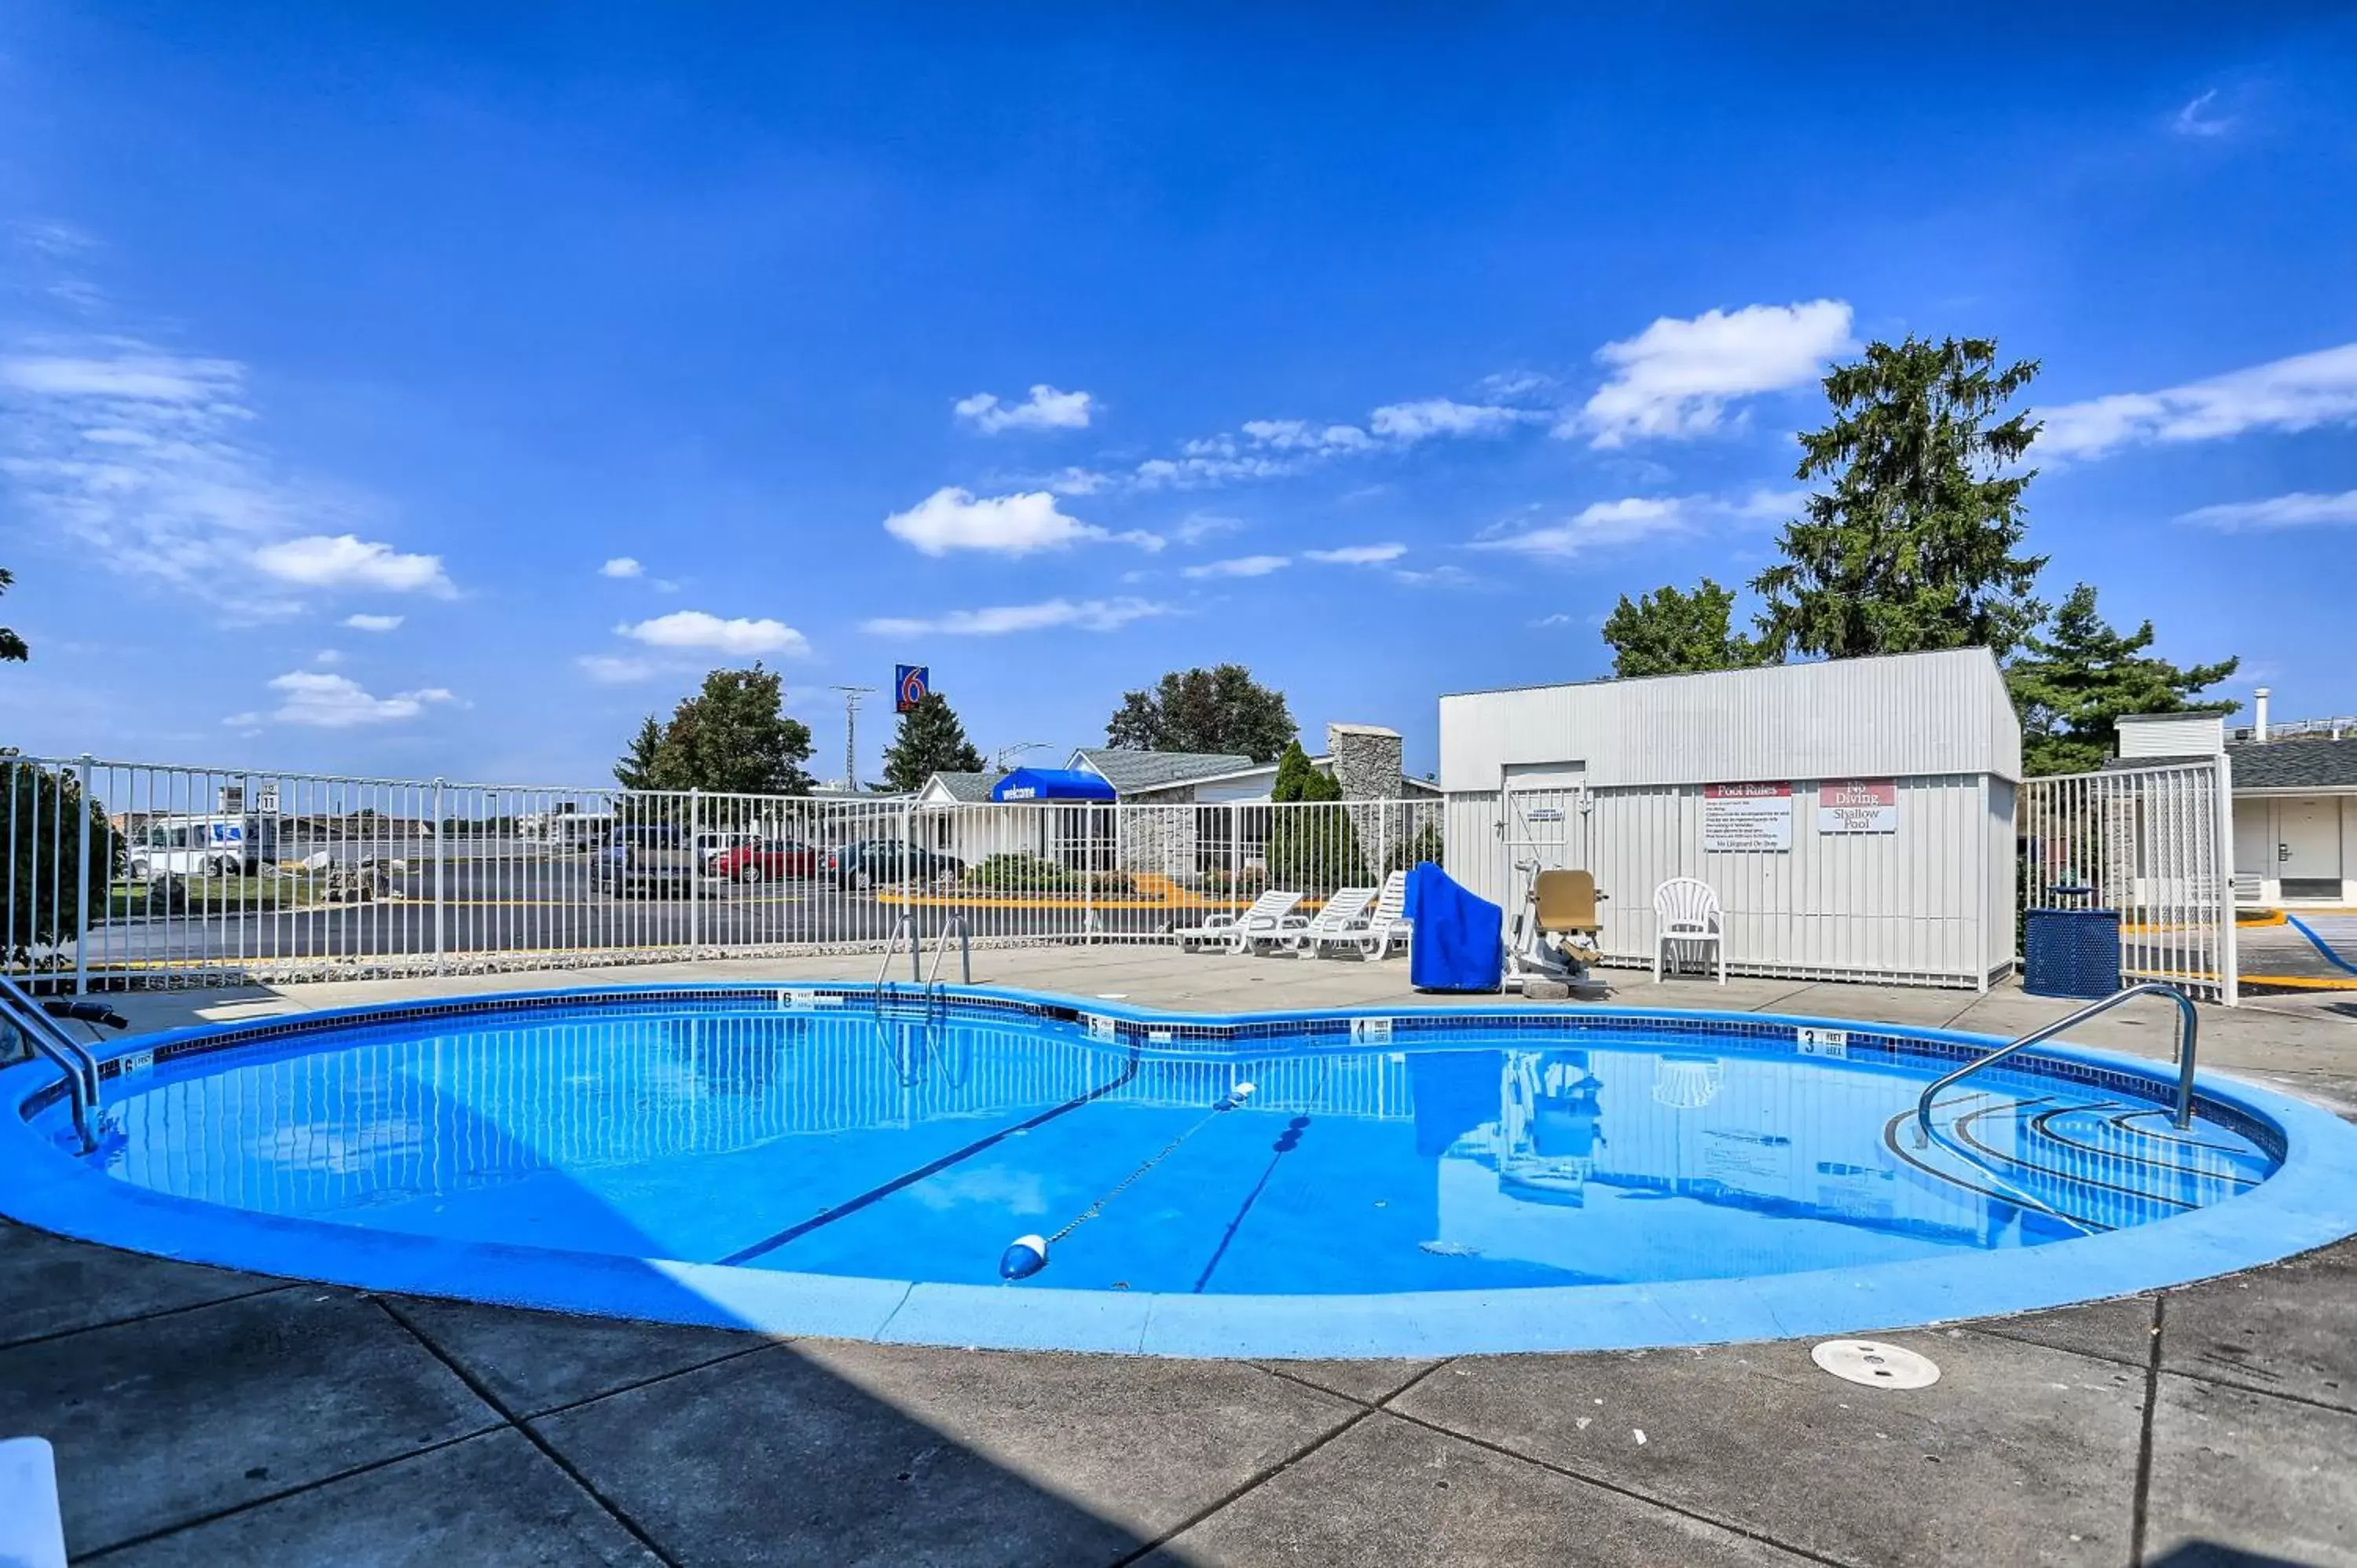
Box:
xmin=827 ymin=840 xmax=962 ymax=889
xmin=600 ymin=825 xmax=698 ymax=896
xmin=691 ymin=830 xmax=757 ymax=874
xmin=712 ymin=839 xmax=821 ymax=883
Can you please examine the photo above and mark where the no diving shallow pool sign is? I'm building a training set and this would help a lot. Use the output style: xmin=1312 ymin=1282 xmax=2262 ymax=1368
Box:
xmin=1819 ymin=779 xmax=1899 ymax=834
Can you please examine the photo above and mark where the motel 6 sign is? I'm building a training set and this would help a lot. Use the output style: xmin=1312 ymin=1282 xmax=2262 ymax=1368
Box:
xmin=895 ymin=665 xmax=930 ymax=713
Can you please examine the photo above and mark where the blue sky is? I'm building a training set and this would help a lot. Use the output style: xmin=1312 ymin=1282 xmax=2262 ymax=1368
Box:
xmin=2 ymin=5 xmax=2354 ymax=784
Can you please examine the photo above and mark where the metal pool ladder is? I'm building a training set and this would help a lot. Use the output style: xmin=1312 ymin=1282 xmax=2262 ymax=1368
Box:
xmin=0 ymin=973 xmax=119 ymax=1153
xmin=1915 ymin=981 xmax=2201 ymax=1145
xmin=872 ymin=913 xmax=973 ymax=998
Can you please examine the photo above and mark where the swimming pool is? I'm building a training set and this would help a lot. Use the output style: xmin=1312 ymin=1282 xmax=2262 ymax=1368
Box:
xmin=5 ymin=984 xmax=2355 ymax=1357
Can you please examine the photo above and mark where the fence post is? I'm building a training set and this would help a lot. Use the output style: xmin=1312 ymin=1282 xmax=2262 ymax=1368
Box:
xmin=904 ymin=796 xmax=921 ymax=981
xmin=689 ymin=789 xmax=703 ymax=959
xmin=73 ymin=754 xmax=93 ymax=996
xmin=2215 ymin=753 xmax=2238 ymax=1007
xmin=431 ymin=778 xmax=446 ymax=976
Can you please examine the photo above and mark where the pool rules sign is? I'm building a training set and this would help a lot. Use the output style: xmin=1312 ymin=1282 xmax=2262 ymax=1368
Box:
xmin=1702 ymin=782 xmax=1792 ymax=852
xmin=1818 ymin=779 xmax=1899 ymax=834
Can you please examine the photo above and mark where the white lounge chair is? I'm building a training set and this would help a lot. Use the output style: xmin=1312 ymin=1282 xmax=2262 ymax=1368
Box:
xmin=1175 ymin=889 xmax=1305 ymax=954
xmin=1653 ymin=876 xmax=1725 ymax=984
xmin=1350 ymin=869 xmax=1413 ymax=960
xmin=1283 ymin=885 xmax=1376 ymax=955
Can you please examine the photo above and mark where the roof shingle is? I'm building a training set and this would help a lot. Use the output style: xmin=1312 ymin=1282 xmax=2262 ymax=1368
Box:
xmin=2227 ymin=738 xmax=2357 ymax=791
xmin=1070 ymin=748 xmax=1255 ymax=793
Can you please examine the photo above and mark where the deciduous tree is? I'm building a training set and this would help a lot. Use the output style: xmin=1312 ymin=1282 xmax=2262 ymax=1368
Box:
xmin=1105 ymin=664 xmax=1296 ymax=762
xmin=1600 ymin=579 xmax=1766 ymax=677
xmin=614 ymin=666 xmax=816 ymax=796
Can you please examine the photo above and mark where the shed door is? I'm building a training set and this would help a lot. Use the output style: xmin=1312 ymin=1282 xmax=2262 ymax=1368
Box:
xmin=2278 ymin=798 xmax=2341 ymax=882
xmin=1502 ymin=762 xmax=1588 ymax=885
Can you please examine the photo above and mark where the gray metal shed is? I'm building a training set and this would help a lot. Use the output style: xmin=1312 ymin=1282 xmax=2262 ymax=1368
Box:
xmin=1438 ymin=647 xmax=2024 ymax=988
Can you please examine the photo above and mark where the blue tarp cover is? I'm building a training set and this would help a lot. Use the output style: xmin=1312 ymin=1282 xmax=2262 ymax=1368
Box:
xmin=989 ymin=767 xmax=1117 ymax=803
xmin=1404 ymin=861 xmax=1504 ymax=992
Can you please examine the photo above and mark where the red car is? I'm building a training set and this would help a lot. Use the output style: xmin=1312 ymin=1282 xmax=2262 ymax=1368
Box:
xmin=711 ymin=840 xmax=821 ymax=883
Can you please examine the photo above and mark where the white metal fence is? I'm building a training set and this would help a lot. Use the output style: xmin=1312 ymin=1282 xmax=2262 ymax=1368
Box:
xmin=0 ymin=754 xmax=1441 ymax=989
xmin=2016 ymin=758 xmax=2238 ymax=1003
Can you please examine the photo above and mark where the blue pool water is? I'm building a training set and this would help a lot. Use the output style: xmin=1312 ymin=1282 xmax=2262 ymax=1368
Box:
xmin=30 ymin=993 xmax=2280 ymax=1297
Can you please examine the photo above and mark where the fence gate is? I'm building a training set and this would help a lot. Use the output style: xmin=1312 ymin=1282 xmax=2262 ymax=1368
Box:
xmin=2016 ymin=758 xmax=2238 ymax=1004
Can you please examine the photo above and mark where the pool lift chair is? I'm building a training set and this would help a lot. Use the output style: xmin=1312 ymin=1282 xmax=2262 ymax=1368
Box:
xmin=1503 ymin=861 xmax=1607 ymax=993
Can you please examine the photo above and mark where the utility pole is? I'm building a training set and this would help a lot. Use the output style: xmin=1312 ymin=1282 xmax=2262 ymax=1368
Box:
xmin=993 ymin=742 xmax=1047 ymax=772
xmin=830 ymin=685 xmax=877 ymax=790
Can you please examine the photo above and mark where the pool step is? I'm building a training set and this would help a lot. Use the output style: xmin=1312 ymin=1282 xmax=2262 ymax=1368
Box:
xmin=1890 ymin=1092 xmax=2271 ymax=1232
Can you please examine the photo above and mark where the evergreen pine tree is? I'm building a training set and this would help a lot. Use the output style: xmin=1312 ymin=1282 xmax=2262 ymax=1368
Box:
xmin=1753 ymin=336 xmax=2047 ymax=661
xmin=2007 ymin=584 xmax=2240 ymax=775
xmin=881 ymin=691 xmax=987 ymax=792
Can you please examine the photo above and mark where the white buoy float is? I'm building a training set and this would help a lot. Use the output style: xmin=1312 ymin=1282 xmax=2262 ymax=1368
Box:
xmin=996 ymin=1082 xmax=1258 ymax=1281
xmin=998 ymin=1233 xmax=1050 ymax=1280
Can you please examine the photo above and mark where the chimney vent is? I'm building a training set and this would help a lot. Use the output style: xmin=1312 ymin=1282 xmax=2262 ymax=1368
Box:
xmin=2254 ymin=687 xmax=2271 ymax=744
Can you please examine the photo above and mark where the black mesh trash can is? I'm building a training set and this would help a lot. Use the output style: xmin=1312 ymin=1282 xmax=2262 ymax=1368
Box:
xmin=2024 ymin=907 xmax=2121 ymax=999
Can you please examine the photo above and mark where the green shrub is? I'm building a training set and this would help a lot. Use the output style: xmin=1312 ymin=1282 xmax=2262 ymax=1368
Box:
xmin=3 ymin=761 xmax=116 ymax=968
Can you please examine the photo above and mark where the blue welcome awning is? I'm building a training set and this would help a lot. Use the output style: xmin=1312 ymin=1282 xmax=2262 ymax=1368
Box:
xmin=990 ymin=767 xmax=1116 ymax=803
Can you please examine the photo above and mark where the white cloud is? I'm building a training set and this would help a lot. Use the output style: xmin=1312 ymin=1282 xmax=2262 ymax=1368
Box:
xmin=253 ymin=534 xmax=455 ymax=596
xmin=882 ymin=485 xmax=1160 ymax=555
xmin=617 ymin=610 xmax=810 ymax=657
xmin=1239 ymin=419 xmax=1373 ymax=452
xmin=313 ymin=649 xmax=343 ymax=665
xmin=1481 ymin=370 xmax=1555 ymax=400
xmin=575 ymin=653 xmax=664 ymax=684
xmin=233 ymin=670 xmax=455 ymax=728
xmin=953 ymin=384 xmax=1095 ymax=434
xmin=1135 ymin=452 xmax=1296 ymax=489
xmin=1472 ymin=489 xmax=1796 ymax=560
xmin=1530 ymin=612 xmax=1575 ymax=628
xmin=1040 ymin=466 xmax=1112 ymax=496
xmin=0 ymin=341 xmax=313 ymax=600
xmin=2177 ymin=489 xmax=2357 ymax=531
xmin=1182 ymin=554 xmax=1290 ymax=580
xmin=1303 ymin=543 xmax=1408 ymax=566
xmin=861 ymin=597 xmax=1170 ymax=637
xmin=1369 ymin=399 xmax=1531 ymax=442
xmin=1475 ymin=497 xmax=1692 ymax=558
xmin=2037 ymin=343 xmax=2357 ymax=459
xmin=599 ymin=555 xmax=643 ymax=579
xmin=1172 ymin=512 xmax=1244 ymax=545
xmin=2173 ymin=88 xmax=2233 ymax=137
xmin=1570 ymin=300 xmax=1855 ymax=448
xmin=343 ymin=613 xmax=404 ymax=632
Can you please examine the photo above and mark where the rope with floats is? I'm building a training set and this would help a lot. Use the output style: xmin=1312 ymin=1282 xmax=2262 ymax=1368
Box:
xmin=999 ymin=1080 xmax=1256 ymax=1280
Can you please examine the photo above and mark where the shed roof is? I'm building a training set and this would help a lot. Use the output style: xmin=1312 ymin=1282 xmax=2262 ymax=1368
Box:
xmin=1439 ymin=647 xmax=2022 ymax=790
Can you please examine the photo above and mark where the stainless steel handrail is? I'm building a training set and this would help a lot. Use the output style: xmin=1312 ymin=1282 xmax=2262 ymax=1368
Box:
xmin=0 ymin=974 xmax=103 ymax=1152
xmin=924 ymin=914 xmax=972 ymax=989
xmin=1915 ymin=981 xmax=2200 ymax=1144
xmin=872 ymin=914 xmax=912 ymax=996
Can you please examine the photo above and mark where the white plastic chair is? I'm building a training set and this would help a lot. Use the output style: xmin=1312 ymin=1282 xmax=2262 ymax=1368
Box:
xmin=1283 ymin=885 xmax=1376 ymax=955
xmin=1652 ymin=877 xmax=1725 ymax=984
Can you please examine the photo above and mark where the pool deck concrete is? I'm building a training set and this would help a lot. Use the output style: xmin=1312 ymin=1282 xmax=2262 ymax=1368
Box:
xmin=5 ymin=952 xmax=2355 ymax=1564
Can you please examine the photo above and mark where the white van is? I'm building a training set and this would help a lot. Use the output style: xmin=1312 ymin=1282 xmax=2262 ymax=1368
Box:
xmin=126 ymin=814 xmax=280 ymax=881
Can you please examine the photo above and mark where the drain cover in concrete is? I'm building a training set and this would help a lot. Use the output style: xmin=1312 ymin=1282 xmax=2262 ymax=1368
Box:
xmin=1810 ymin=1339 xmax=1940 ymax=1390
